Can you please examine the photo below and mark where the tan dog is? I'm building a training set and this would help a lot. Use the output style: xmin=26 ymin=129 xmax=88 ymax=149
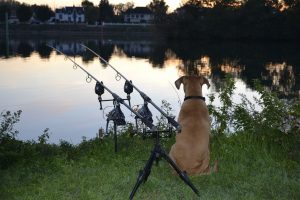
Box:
xmin=169 ymin=75 xmax=216 ymax=175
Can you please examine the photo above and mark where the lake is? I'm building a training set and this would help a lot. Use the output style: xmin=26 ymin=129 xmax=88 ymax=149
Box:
xmin=0 ymin=38 xmax=299 ymax=143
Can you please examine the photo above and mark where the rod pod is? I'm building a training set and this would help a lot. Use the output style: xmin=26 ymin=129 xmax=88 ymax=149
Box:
xmin=81 ymin=44 xmax=181 ymax=132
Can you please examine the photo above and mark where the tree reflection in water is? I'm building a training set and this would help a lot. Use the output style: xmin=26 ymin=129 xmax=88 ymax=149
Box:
xmin=1 ymin=39 xmax=299 ymax=98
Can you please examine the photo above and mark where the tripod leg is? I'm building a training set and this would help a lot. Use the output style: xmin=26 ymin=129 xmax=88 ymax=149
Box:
xmin=129 ymin=148 xmax=157 ymax=200
xmin=160 ymin=150 xmax=200 ymax=196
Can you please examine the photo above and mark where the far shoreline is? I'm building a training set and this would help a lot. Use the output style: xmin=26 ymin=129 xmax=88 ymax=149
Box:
xmin=1 ymin=24 xmax=300 ymax=42
xmin=0 ymin=23 xmax=163 ymax=39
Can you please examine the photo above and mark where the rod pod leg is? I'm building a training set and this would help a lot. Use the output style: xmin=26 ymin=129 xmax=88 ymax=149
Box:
xmin=129 ymin=147 xmax=157 ymax=200
xmin=160 ymin=148 xmax=200 ymax=196
xmin=129 ymin=144 xmax=199 ymax=200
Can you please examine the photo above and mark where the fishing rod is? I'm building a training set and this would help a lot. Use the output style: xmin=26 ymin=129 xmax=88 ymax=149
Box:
xmin=47 ymin=45 xmax=155 ymax=130
xmin=81 ymin=44 xmax=181 ymax=132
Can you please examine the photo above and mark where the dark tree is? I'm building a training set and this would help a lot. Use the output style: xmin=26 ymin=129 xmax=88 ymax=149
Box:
xmin=284 ymin=0 xmax=300 ymax=8
xmin=85 ymin=6 xmax=99 ymax=24
xmin=81 ymin=0 xmax=98 ymax=24
xmin=113 ymin=2 xmax=134 ymax=22
xmin=148 ymin=0 xmax=169 ymax=23
xmin=98 ymin=0 xmax=114 ymax=23
xmin=0 ymin=4 xmax=10 ymax=22
xmin=16 ymin=3 xmax=32 ymax=22
xmin=216 ymin=0 xmax=241 ymax=7
xmin=114 ymin=2 xmax=134 ymax=15
xmin=183 ymin=0 xmax=216 ymax=7
xmin=33 ymin=5 xmax=54 ymax=22
xmin=82 ymin=0 xmax=94 ymax=7
xmin=0 ymin=0 xmax=19 ymax=22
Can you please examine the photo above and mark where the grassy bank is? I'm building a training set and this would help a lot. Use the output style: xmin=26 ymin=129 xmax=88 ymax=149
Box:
xmin=1 ymin=78 xmax=299 ymax=199
xmin=0 ymin=132 xmax=299 ymax=200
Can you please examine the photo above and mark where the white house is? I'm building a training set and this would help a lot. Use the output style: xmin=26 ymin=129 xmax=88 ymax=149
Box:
xmin=124 ymin=7 xmax=154 ymax=23
xmin=55 ymin=6 xmax=85 ymax=23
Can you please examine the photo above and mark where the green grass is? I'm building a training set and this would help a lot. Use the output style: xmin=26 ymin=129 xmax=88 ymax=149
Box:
xmin=0 ymin=133 xmax=300 ymax=200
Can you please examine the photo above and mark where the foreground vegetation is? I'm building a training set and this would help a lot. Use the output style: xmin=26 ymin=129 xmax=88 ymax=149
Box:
xmin=1 ymin=78 xmax=299 ymax=199
xmin=0 ymin=133 xmax=300 ymax=199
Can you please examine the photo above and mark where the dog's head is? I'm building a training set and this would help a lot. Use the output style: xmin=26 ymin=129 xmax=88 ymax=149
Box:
xmin=175 ymin=75 xmax=210 ymax=95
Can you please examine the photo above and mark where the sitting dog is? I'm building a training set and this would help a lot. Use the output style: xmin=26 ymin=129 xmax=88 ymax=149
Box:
xmin=169 ymin=75 xmax=216 ymax=175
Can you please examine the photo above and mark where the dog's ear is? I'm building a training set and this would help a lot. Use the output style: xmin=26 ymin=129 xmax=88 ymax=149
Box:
xmin=175 ymin=76 xmax=183 ymax=90
xmin=201 ymin=76 xmax=210 ymax=89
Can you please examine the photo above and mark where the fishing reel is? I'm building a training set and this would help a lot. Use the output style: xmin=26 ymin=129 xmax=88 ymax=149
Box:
xmin=135 ymin=102 xmax=153 ymax=128
xmin=104 ymin=101 xmax=126 ymax=152
xmin=134 ymin=102 xmax=153 ymax=138
xmin=134 ymin=101 xmax=174 ymax=139
xmin=106 ymin=102 xmax=126 ymax=133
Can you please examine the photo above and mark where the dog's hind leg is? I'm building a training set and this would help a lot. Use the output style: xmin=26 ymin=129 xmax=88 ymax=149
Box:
xmin=169 ymin=145 xmax=181 ymax=175
xmin=202 ymin=160 xmax=218 ymax=175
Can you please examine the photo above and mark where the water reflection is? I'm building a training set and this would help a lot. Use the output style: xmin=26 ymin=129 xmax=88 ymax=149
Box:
xmin=1 ymin=39 xmax=299 ymax=98
xmin=263 ymin=62 xmax=298 ymax=98
xmin=2 ymin=39 xmax=300 ymax=99
xmin=16 ymin=42 xmax=34 ymax=58
xmin=36 ymin=42 xmax=52 ymax=59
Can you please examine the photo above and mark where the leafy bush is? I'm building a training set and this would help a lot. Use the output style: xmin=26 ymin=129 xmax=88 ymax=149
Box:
xmin=208 ymin=76 xmax=300 ymax=139
xmin=207 ymin=76 xmax=236 ymax=134
xmin=155 ymin=100 xmax=175 ymax=135
xmin=0 ymin=110 xmax=22 ymax=141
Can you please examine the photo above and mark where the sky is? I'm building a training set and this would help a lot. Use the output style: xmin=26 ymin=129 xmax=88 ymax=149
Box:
xmin=18 ymin=0 xmax=183 ymax=12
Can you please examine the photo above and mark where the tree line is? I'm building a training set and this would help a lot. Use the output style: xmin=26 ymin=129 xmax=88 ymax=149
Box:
xmin=163 ymin=0 xmax=300 ymax=40
xmin=77 ymin=0 xmax=168 ymax=24
xmin=0 ymin=0 xmax=168 ymax=24
xmin=1 ymin=0 xmax=300 ymax=40
xmin=0 ymin=0 xmax=54 ymax=22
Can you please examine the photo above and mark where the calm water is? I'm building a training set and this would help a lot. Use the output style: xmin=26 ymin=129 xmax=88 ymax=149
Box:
xmin=0 ymin=38 xmax=299 ymax=143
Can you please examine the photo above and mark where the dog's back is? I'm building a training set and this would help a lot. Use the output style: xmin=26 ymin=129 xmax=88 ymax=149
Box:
xmin=169 ymin=76 xmax=212 ymax=175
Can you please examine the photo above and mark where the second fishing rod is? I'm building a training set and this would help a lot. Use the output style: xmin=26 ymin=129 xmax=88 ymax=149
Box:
xmin=81 ymin=44 xmax=181 ymax=132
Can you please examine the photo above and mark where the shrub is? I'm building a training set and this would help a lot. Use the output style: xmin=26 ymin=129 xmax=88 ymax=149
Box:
xmin=208 ymin=76 xmax=300 ymax=140
xmin=0 ymin=110 xmax=22 ymax=141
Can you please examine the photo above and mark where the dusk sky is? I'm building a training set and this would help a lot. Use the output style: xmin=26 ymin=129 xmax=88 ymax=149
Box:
xmin=18 ymin=0 xmax=182 ymax=11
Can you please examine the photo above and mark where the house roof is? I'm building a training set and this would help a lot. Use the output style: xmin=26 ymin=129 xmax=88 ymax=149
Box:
xmin=56 ymin=7 xmax=84 ymax=14
xmin=125 ymin=7 xmax=153 ymax=15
